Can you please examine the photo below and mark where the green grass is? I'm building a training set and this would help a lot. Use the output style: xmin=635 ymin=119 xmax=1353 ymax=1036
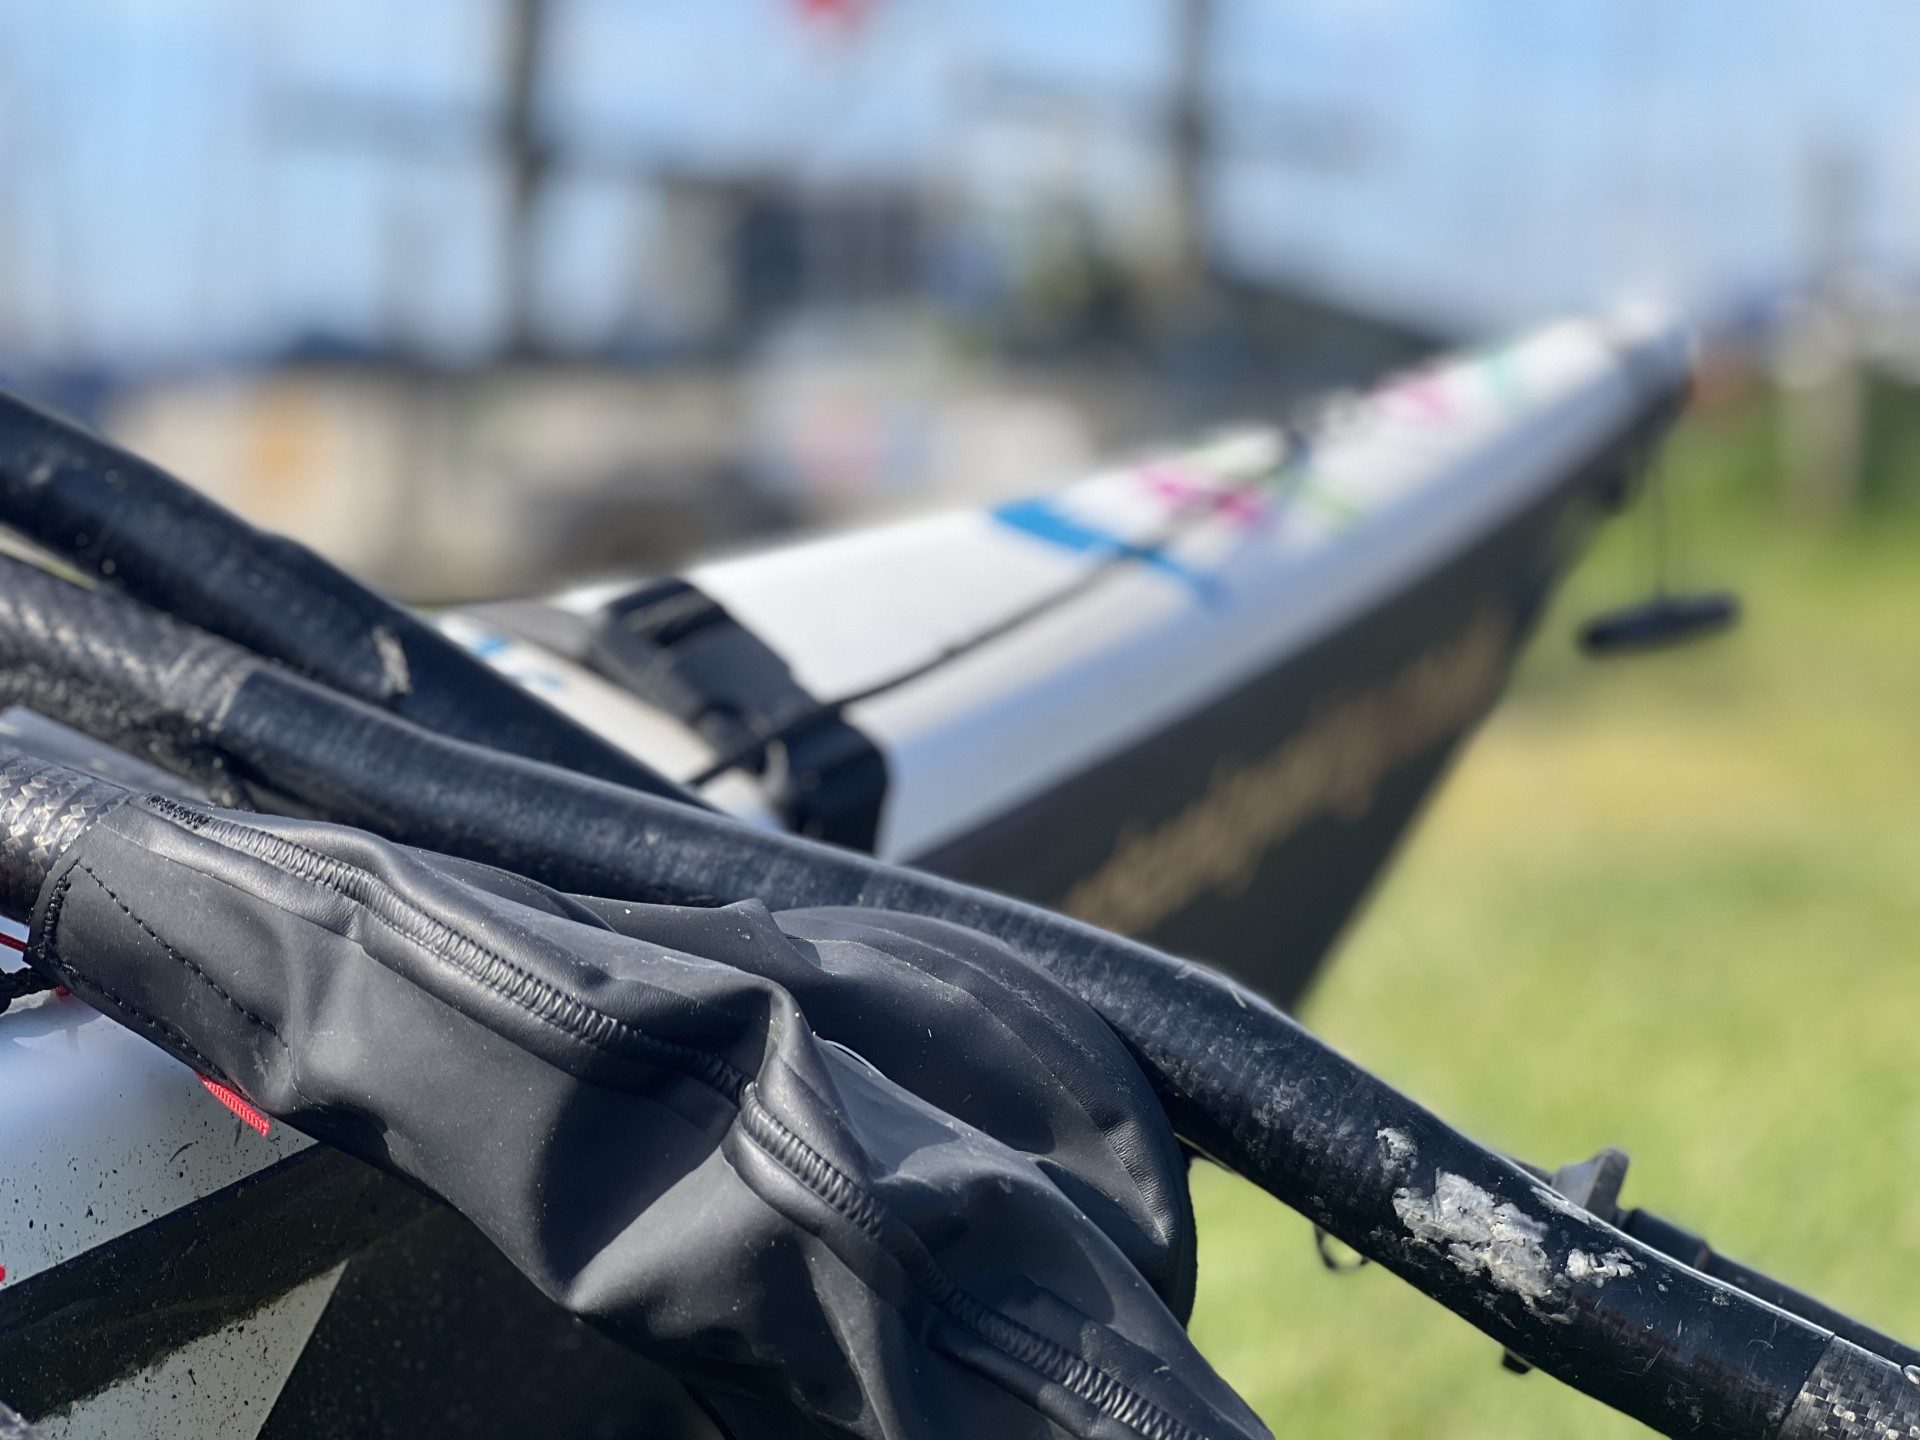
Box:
xmin=1185 ymin=393 xmax=1920 ymax=1434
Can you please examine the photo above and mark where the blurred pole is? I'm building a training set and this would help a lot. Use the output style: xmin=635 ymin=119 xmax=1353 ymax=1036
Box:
xmin=1779 ymin=145 xmax=1865 ymax=517
xmin=0 ymin=36 xmax=16 ymax=353
xmin=501 ymin=0 xmax=551 ymax=356
xmin=1160 ymin=0 xmax=1227 ymax=434
xmin=1167 ymin=0 xmax=1215 ymax=313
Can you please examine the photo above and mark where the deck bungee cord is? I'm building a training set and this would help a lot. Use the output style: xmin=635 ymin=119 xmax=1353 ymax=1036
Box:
xmin=0 ymin=539 xmax=1913 ymax=1435
xmin=684 ymin=433 xmax=1312 ymax=789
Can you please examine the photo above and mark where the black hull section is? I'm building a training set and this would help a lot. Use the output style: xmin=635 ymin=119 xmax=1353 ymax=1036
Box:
xmin=913 ymin=441 xmax=1636 ymax=1008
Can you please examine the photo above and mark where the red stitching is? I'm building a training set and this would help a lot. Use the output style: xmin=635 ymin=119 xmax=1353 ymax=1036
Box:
xmin=198 ymin=1075 xmax=271 ymax=1137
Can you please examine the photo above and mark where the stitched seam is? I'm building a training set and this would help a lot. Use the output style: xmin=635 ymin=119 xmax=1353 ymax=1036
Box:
xmin=41 ymin=870 xmax=226 ymax=1079
xmin=147 ymin=797 xmax=748 ymax=1098
xmin=815 ymin=928 xmax=1178 ymax=1248
xmin=146 ymin=798 xmax=1197 ymax=1440
xmin=48 ymin=860 xmax=314 ymax=1109
xmin=76 ymin=862 xmax=284 ymax=1042
xmin=737 ymin=1087 xmax=1206 ymax=1440
xmin=350 ymin=896 xmax=746 ymax=1092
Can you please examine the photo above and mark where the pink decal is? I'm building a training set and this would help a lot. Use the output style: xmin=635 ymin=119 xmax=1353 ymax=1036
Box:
xmin=1380 ymin=371 xmax=1455 ymax=423
xmin=1137 ymin=460 xmax=1211 ymax=505
xmin=1136 ymin=461 xmax=1272 ymax=531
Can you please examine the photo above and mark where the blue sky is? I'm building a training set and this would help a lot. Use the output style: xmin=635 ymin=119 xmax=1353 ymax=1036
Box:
xmin=2 ymin=0 xmax=1918 ymax=368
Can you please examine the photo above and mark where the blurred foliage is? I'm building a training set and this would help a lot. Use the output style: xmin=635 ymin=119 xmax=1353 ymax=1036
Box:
xmin=1186 ymin=383 xmax=1920 ymax=1434
xmin=1862 ymin=370 xmax=1920 ymax=518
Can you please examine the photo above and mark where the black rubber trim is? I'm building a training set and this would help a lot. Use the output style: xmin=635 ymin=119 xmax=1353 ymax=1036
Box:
xmin=587 ymin=578 xmax=887 ymax=849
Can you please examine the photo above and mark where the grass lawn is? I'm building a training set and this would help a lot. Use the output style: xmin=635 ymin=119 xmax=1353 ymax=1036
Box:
xmin=1185 ymin=392 xmax=1920 ymax=1434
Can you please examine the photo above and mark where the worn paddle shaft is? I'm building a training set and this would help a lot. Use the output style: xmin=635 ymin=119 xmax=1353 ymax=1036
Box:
xmin=0 ymin=390 xmax=700 ymax=807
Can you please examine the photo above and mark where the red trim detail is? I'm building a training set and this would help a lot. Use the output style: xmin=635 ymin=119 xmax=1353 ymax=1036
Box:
xmin=199 ymin=1075 xmax=272 ymax=1137
xmin=0 ymin=1263 xmax=8 ymax=1284
xmin=1 ymin=931 xmax=65 ymax=996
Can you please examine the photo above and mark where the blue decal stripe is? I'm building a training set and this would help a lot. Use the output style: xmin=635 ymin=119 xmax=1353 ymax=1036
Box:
xmin=992 ymin=498 xmax=1218 ymax=597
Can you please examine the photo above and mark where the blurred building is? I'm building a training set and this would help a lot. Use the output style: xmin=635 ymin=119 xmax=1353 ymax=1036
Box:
xmin=98 ymin=143 xmax=1435 ymax=600
xmin=5 ymin=0 xmax=1445 ymax=600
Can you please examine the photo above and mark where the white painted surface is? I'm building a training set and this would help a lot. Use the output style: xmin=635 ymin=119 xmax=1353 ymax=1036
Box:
xmin=0 ymin=927 xmax=309 ymax=1289
xmin=35 ymin=1263 xmax=345 ymax=1440
xmin=431 ymin=612 xmax=781 ymax=824
xmin=432 ymin=613 xmax=719 ymax=782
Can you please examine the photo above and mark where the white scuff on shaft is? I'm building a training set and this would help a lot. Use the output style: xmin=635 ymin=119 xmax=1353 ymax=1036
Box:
xmin=1375 ymin=1127 xmax=1417 ymax=1174
xmin=1392 ymin=1172 xmax=1557 ymax=1302
xmin=1566 ymin=1248 xmax=1639 ymax=1286
xmin=372 ymin=625 xmax=412 ymax=696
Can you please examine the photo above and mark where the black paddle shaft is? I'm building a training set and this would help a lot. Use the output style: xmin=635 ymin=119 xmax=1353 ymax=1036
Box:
xmin=0 ymin=388 xmax=703 ymax=808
